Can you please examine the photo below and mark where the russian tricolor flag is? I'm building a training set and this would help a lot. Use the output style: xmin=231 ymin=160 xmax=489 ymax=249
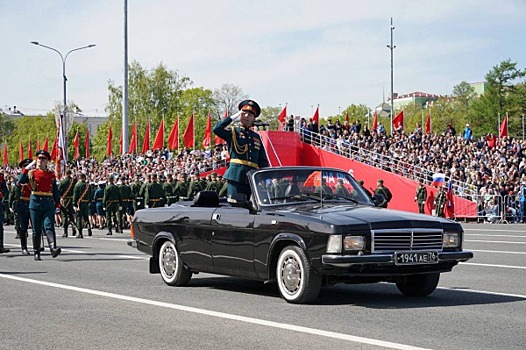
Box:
xmin=431 ymin=173 xmax=445 ymax=187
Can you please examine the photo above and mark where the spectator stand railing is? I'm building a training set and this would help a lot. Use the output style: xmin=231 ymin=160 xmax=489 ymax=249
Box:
xmin=296 ymin=126 xmax=475 ymax=199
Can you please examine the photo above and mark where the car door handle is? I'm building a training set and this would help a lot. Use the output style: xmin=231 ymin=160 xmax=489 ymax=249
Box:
xmin=212 ymin=213 xmax=221 ymax=221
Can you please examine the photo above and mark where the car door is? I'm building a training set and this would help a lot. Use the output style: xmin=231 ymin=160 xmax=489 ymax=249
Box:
xmin=177 ymin=207 xmax=215 ymax=270
xmin=210 ymin=206 xmax=257 ymax=277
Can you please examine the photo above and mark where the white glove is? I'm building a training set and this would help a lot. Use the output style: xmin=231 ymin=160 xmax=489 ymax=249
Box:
xmin=145 ymin=205 xmax=149 ymax=208
xmin=25 ymin=160 xmax=36 ymax=170
xmin=230 ymin=110 xmax=242 ymax=123
xmin=119 ymin=206 xmax=122 ymax=211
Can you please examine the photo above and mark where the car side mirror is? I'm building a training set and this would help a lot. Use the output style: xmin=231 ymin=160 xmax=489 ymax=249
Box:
xmin=372 ymin=194 xmax=386 ymax=207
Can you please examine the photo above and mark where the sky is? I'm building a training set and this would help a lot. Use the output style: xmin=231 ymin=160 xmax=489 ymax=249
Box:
xmin=1 ymin=0 xmax=525 ymax=119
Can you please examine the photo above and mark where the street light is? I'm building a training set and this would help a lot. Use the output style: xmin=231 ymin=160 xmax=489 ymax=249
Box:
xmin=31 ymin=41 xmax=96 ymax=164
xmin=386 ymin=17 xmax=395 ymax=135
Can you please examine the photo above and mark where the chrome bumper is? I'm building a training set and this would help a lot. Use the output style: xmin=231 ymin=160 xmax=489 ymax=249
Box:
xmin=322 ymin=251 xmax=474 ymax=267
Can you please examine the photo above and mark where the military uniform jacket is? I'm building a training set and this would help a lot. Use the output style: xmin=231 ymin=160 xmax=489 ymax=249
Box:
xmin=18 ymin=168 xmax=60 ymax=207
xmin=103 ymin=184 xmax=122 ymax=208
xmin=435 ymin=189 xmax=446 ymax=207
xmin=59 ymin=176 xmax=76 ymax=207
xmin=73 ymin=180 xmax=93 ymax=207
xmin=145 ymin=182 xmax=166 ymax=207
xmin=130 ymin=181 xmax=142 ymax=200
xmin=213 ymin=116 xmax=269 ymax=184
xmin=119 ymin=184 xmax=133 ymax=202
xmin=415 ymin=185 xmax=427 ymax=203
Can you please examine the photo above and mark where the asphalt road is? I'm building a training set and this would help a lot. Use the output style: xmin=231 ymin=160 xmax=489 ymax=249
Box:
xmin=1 ymin=223 xmax=525 ymax=350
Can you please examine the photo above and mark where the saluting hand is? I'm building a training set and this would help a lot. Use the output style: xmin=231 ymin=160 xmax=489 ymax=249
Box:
xmin=230 ymin=110 xmax=242 ymax=123
xmin=25 ymin=160 xmax=36 ymax=170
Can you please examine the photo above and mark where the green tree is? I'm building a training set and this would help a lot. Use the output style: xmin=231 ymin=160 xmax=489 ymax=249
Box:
xmin=212 ymin=83 xmax=248 ymax=119
xmin=451 ymin=81 xmax=477 ymax=111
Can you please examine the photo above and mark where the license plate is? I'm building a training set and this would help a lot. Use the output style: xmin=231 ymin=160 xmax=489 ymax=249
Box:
xmin=395 ymin=251 xmax=438 ymax=265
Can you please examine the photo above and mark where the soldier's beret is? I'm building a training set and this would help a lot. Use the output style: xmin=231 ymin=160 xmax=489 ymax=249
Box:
xmin=36 ymin=150 xmax=51 ymax=160
xmin=19 ymin=158 xmax=32 ymax=168
xmin=238 ymin=99 xmax=261 ymax=117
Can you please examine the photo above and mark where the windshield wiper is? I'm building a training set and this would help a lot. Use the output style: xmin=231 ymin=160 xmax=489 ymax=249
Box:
xmin=269 ymin=194 xmax=320 ymax=202
xmin=323 ymin=193 xmax=361 ymax=204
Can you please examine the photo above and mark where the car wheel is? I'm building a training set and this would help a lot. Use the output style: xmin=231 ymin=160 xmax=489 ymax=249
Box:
xmin=396 ymin=273 xmax=440 ymax=297
xmin=276 ymin=245 xmax=322 ymax=304
xmin=158 ymin=240 xmax=192 ymax=286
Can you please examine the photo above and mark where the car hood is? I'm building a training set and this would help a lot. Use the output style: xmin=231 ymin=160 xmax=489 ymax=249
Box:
xmin=274 ymin=204 xmax=457 ymax=231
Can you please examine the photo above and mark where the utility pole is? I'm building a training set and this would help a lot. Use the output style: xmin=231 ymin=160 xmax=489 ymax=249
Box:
xmin=387 ymin=17 xmax=396 ymax=135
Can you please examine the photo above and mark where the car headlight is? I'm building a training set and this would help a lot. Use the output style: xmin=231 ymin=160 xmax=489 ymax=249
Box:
xmin=327 ymin=235 xmax=342 ymax=253
xmin=344 ymin=236 xmax=365 ymax=251
xmin=443 ymin=232 xmax=460 ymax=248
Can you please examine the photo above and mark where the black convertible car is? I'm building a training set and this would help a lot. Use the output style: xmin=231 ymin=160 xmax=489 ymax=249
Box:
xmin=129 ymin=166 xmax=473 ymax=304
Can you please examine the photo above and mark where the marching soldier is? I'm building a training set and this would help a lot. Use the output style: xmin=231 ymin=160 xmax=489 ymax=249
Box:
xmin=415 ymin=179 xmax=428 ymax=214
xmin=218 ymin=176 xmax=228 ymax=197
xmin=434 ymin=186 xmax=447 ymax=218
xmin=139 ymin=174 xmax=151 ymax=207
xmin=0 ymin=172 xmax=10 ymax=253
xmin=10 ymin=159 xmax=33 ymax=254
xmin=118 ymin=176 xmax=133 ymax=229
xmin=94 ymin=182 xmax=105 ymax=229
xmin=212 ymin=99 xmax=269 ymax=197
xmin=103 ymin=176 xmax=122 ymax=235
xmin=73 ymin=173 xmax=93 ymax=238
xmin=130 ymin=174 xmax=144 ymax=212
xmin=174 ymin=173 xmax=188 ymax=201
xmin=187 ymin=173 xmax=202 ymax=201
xmin=59 ymin=169 xmax=77 ymax=237
xmin=145 ymin=174 xmax=166 ymax=208
xmin=8 ymin=177 xmax=20 ymax=239
xmin=163 ymin=173 xmax=177 ymax=205
xmin=18 ymin=150 xmax=62 ymax=260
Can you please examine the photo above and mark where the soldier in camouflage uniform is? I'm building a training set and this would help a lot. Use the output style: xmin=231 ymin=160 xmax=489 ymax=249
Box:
xmin=59 ymin=169 xmax=77 ymax=237
xmin=415 ymin=179 xmax=428 ymax=214
xmin=103 ymin=176 xmax=122 ymax=235
xmin=118 ymin=176 xmax=133 ymax=229
xmin=8 ymin=179 xmax=20 ymax=239
xmin=218 ymin=176 xmax=228 ymax=197
xmin=212 ymin=99 xmax=269 ymax=197
xmin=73 ymin=173 xmax=93 ymax=238
xmin=434 ymin=186 xmax=447 ymax=218
xmin=374 ymin=179 xmax=393 ymax=208
xmin=145 ymin=174 xmax=166 ymax=208
xmin=139 ymin=174 xmax=151 ymax=207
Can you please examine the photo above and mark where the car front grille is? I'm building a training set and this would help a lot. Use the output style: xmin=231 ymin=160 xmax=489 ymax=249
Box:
xmin=371 ymin=228 xmax=443 ymax=253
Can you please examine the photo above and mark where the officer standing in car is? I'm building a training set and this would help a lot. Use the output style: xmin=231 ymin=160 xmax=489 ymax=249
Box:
xmin=18 ymin=150 xmax=62 ymax=260
xmin=212 ymin=99 xmax=269 ymax=197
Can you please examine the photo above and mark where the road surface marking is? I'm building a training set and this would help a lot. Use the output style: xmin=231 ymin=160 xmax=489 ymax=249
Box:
xmin=466 ymin=240 xmax=526 ymax=244
xmin=460 ymin=262 xmax=526 ymax=270
xmin=0 ymin=273 xmax=430 ymax=350
xmin=470 ymin=249 xmax=526 ymax=255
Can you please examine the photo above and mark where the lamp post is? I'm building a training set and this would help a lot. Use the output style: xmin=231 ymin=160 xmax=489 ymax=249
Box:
xmin=387 ymin=17 xmax=395 ymax=135
xmin=31 ymin=41 xmax=96 ymax=163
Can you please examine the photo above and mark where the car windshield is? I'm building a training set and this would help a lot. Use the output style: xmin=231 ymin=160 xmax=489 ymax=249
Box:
xmin=252 ymin=168 xmax=374 ymax=206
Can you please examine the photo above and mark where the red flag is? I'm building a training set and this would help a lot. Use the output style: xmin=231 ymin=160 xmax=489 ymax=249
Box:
xmin=42 ymin=136 xmax=49 ymax=152
xmin=36 ymin=138 xmax=41 ymax=151
xmin=129 ymin=122 xmax=137 ymax=154
xmin=27 ymin=138 xmax=33 ymax=159
xmin=345 ymin=112 xmax=349 ymax=124
xmin=167 ymin=117 xmax=179 ymax=150
xmin=50 ymin=135 xmax=58 ymax=160
xmin=2 ymin=144 xmax=7 ymax=166
xmin=371 ymin=112 xmax=378 ymax=131
xmin=119 ymin=129 xmax=123 ymax=154
xmin=183 ymin=114 xmax=194 ymax=149
xmin=19 ymin=141 xmax=23 ymax=162
xmin=84 ymin=129 xmax=90 ymax=158
xmin=278 ymin=106 xmax=287 ymax=124
xmin=392 ymin=110 xmax=404 ymax=131
xmin=425 ymin=113 xmax=431 ymax=134
xmin=214 ymin=110 xmax=227 ymax=146
xmin=499 ymin=113 xmax=508 ymax=138
xmin=153 ymin=118 xmax=165 ymax=150
xmin=312 ymin=106 xmax=319 ymax=124
xmin=73 ymin=131 xmax=80 ymax=159
xmin=107 ymin=127 xmax=113 ymax=157
xmin=445 ymin=180 xmax=455 ymax=217
xmin=202 ymin=113 xmax=212 ymax=148
xmin=141 ymin=120 xmax=150 ymax=153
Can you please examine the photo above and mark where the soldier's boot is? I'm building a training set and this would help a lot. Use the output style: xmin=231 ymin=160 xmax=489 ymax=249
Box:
xmin=20 ymin=230 xmax=30 ymax=255
xmin=72 ymin=224 xmax=77 ymax=236
xmin=15 ymin=230 xmax=20 ymax=239
xmin=106 ymin=227 xmax=112 ymax=235
xmin=33 ymin=236 xmax=41 ymax=261
xmin=40 ymin=235 xmax=45 ymax=252
xmin=117 ymin=225 xmax=123 ymax=234
xmin=0 ymin=231 xmax=10 ymax=253
xmin=62 ymin=227 xmax=68 ymax=238
xmin=87 ymin=224 xmax=92 ymax=237
xmin=45 ymin=231 xmax=61 ymax=258
xmin=76 ymin=229 xmax=83 ymax=239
